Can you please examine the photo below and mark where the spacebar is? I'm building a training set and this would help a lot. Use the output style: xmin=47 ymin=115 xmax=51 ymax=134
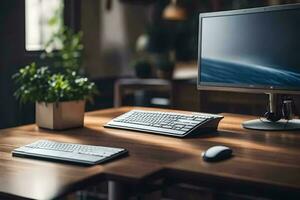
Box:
xmin=107 ymin=121 xmax=186 ymax=135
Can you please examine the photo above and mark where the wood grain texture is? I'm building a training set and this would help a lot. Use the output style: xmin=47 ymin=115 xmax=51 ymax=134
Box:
xmin=166 ymin=113 xmax=300 ymax=199
xmin=0 ymin=107 xmax=300 ymax=199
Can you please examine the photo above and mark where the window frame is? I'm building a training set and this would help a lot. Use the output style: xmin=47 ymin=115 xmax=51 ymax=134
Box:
xmin=24 ymin=0 xmax=81 ymax=57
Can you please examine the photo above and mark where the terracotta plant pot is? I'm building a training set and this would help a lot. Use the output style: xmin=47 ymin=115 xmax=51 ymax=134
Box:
xmin=35 ymin=100 xmax=85 ymax=130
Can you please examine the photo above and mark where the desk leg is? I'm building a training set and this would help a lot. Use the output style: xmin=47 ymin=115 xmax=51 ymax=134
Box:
xmin=108 ymin=181 xmax=129 ymax=200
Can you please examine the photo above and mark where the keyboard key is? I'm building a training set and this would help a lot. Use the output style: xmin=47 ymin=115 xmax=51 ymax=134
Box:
xmin=174 ymin=125 xmax=184 ymax=128
xmin=185 ymin=125 xmax=194 ymax=129
xmin=182 ymin=128 xmax=191 ymax=131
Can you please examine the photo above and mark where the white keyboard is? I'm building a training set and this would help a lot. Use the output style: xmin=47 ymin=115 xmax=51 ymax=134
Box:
xmin=105 ymin=110 xmax=223 ymax=137
xmin=12 ymin=140 xmax=128 ymax=165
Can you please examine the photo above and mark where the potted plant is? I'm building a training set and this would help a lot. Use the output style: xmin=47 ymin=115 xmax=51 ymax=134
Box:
xmin=13 ymin=27 xmax=97 ymax=130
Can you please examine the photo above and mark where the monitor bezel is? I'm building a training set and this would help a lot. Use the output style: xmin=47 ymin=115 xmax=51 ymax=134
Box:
xmin=197 ymin=3 xmax=300 ymax=94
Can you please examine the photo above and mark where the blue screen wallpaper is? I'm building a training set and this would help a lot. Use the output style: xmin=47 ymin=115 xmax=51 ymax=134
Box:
xmin=200 ymin=8 xmax=300 ymax=89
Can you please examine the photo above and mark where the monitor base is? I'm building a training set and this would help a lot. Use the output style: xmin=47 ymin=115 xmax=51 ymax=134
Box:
xmin=242 ymin=118 xmax=300 ymax=131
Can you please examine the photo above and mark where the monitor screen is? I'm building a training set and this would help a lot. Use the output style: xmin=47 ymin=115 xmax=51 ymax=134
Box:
xmin=198 ymin=4 xmax=300 ymax=93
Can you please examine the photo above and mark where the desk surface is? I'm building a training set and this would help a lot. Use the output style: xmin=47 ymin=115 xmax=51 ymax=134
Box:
xmin=0 ymin=107 xmax=300 ymax=199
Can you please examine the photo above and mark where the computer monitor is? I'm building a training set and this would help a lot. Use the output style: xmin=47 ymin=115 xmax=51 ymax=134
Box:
xmin=198 ymin=3 xmax=300 ymax=130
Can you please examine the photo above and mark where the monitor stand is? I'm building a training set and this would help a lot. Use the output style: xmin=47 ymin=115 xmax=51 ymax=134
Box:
xmin=242 ymin=118 xmax=300 ymax=131
xmin=242 ymin=93 xmax=300 ymax=131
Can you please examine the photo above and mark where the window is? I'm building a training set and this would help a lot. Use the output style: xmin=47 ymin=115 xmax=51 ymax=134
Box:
xmin=25 ymin=0 xmax=63 ymax=51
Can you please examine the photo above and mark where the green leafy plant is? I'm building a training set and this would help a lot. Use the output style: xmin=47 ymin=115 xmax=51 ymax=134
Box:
xmin=13 ymin=6 xmax=97 ymax=104
xmin=13 ymin=62 xmax=97 ymax=104
xmin=41 ymin=27 xmax=83 ymax=73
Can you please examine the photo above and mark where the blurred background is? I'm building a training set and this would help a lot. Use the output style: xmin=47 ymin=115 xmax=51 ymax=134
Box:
xmin=0 ymin=0 xmax=300 ymax=129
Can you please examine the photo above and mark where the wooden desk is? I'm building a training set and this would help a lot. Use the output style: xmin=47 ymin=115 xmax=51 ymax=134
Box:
xmin=0 ymin=107 xmax=300 ymax=199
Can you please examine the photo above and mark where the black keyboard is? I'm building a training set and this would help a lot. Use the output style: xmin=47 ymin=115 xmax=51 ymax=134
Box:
xmin=12 ymin=140 xmax=128 ymax=165
xmin=104 ymin=110 xmax=223 ymax=137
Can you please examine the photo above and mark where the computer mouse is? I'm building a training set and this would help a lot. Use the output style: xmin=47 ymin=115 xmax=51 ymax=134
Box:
xmin=202 ymin=146 xmax=232 ymax=162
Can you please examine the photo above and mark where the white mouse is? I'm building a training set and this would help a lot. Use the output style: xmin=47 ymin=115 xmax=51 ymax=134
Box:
xmin=202 ymin=146 xmax=233 ymax=162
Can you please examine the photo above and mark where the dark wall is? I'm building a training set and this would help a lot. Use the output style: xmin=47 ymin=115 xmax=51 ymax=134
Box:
xmin=0 ymin=1 xmax=35 ymax=129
